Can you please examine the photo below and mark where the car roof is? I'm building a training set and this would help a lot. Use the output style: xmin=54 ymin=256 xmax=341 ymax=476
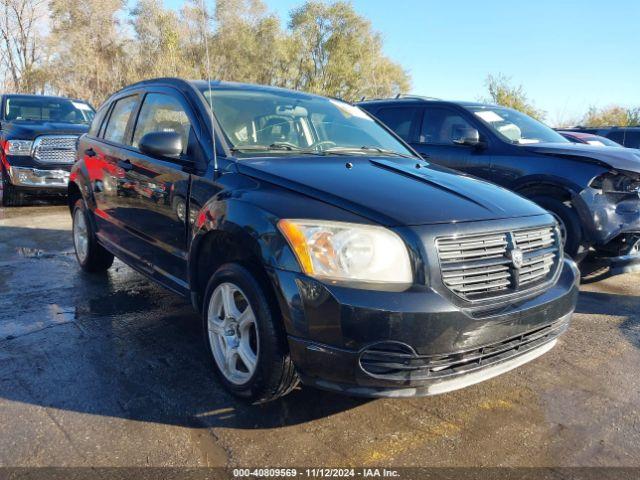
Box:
xmin=357 ymin=96 xmax=498 ymax=109
xmin=118 ymin=77 xmax=343 ymax=102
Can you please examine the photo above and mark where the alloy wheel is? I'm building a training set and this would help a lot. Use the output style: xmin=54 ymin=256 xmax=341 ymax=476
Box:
xmin=73 ymin=209 xmax=89 ymax=263
xmin=207 ymin=282 xmax=259 ymax=385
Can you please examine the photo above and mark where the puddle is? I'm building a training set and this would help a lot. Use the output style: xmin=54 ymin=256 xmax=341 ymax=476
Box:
xmin=0 ymin=304 xmax=77 ymax=340
xmin=15 ymin=247 xmax=56 ymax=259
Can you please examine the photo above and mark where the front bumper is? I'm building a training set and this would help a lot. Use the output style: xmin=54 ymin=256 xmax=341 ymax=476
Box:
xmin=8 ymin=166 xmax=70 ymax=189
xmin=274 ymin=258 xmax=579 ymax=398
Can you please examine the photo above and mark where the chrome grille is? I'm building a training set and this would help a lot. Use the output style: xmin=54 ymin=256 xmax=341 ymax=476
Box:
xmin=32 ymin=135 xmax=78 ymax=164
xmin=437 ymin=226 xmax=560 ymax=301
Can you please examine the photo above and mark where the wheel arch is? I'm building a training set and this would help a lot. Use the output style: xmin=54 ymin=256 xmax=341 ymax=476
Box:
xmin=188 ymin=198 xmax=297 ymax=314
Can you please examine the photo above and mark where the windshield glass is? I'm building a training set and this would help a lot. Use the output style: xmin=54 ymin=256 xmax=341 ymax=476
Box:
xmin=4 ymin=96 xmax=95 ymax=124
xmin=199 ymin=86 xmax=415 ymax=157
xmin=467 ymin=106 xmax=568 ymax=145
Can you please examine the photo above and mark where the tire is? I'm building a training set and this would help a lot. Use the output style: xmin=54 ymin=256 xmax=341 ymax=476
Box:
xmin=72 ymin=199 xmax=114 ymax=272
xmin=203 ymin=263 xmax=298 ymax=403
xmin=1 ymin=166 xmax=24 ymax=207
xmin=531 ymin=196 xmax=586 ymax=262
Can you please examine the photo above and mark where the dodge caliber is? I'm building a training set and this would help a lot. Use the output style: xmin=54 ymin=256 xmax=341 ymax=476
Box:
xmin=68 ymin=79 xmax=579 ymax=402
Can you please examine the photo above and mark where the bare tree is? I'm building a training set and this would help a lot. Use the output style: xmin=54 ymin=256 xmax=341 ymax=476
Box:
xmin=0 ymin=0 xmax=46 ymax=92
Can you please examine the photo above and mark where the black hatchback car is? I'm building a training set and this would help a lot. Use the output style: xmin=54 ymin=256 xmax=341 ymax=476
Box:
xmin=359 ymin=97 xmax=640 ymax=275
xmin=69 ymin=79 xmax=578 ymax=402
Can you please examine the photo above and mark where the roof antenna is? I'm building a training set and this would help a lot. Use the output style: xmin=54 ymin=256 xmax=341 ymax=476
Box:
xmin=200 ymin=0 xmax=217 ymax=173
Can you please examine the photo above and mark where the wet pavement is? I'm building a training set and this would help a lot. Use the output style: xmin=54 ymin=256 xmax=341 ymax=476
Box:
xmin=0 ymin=204 xmax=639 ymax=467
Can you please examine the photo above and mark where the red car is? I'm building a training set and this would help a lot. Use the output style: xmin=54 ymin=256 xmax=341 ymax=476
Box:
xmin=557 ymin=131 xmax=622 ymax=147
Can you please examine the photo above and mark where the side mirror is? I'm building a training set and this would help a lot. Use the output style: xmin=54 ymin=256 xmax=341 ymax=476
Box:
xmin=139 ymin=131 xmax=183 ymax=158
xmin=452 ymin=127 xmax=483 ymax=148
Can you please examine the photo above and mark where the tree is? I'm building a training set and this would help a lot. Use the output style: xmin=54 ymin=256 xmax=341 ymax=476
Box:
xmin=287 ymin=1 xmax=410 ymax=100
xmin=47 ymin=0 xmax=130 ymax=106
xmin=211 ymin=0 xmax=291 ymax=86
xmin=131 ymin=0 xmax=188 ymax=79
xmin=581 ymin=105 xmax=640 ymax=127
xmin=483 ymin=74 xmax=545 ymax=120
xmin=0 ymin=0 xmax=47 ymax=92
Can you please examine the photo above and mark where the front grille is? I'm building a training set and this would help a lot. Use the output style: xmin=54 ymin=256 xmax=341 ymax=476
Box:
xmin=436 ymin=225 xmax=560 ymax=301
xmin=359 ymin=316 xmax=569 ymax=381
xmin=32 ymin=135 xmax=78 ymax=164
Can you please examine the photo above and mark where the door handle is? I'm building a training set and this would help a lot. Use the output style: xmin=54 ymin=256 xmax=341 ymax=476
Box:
xmin=85 ymin=148 xmax=96 ymax=157
xmin=117 ymin=159 xmax=133 ymax=171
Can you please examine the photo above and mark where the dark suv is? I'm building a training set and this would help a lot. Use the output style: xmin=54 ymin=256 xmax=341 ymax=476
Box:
xmin=1 ymin=94 xmax=95 ymax=206
xmin=69 ymin=79 xmax=578 ymax=402
xmin=359 ymin=97 xmax=640 ymax=275
xmin=560 ymin=126 xmax=640 ymax=149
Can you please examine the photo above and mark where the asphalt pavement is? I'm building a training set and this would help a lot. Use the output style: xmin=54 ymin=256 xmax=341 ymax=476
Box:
xmin=0 ymin=204 xmax=638 ymax=468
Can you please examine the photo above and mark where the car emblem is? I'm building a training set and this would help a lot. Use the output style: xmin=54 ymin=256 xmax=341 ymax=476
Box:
xmin=510 ymin=248 xmax=524 ymax=269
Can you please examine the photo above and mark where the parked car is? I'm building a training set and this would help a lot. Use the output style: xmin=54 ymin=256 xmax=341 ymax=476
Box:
xmin=69 ymin=79 xmax=579 ymax=402
xmin=0 ymin=94 xmax=95 ymax=206
xmin=557 ymin=130 xmax=622 ymax=147
xmin=560 ymin=126 xmax=640 ymax=149
xmin=358 ymin=97 xmax=640 ymax=275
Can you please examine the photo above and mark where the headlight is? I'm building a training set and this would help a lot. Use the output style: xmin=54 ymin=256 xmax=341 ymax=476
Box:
xmin=278 ymin=219 xmax=413 ymax=284
xmin=4 ymin=139 xmax=33 ymax=156
xmin=590 ymin=171 xmax=640 ymax=194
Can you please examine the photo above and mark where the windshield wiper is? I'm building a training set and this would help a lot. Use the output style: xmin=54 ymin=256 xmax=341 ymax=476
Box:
xmin=324 ymin=146 xmax=415 ymax=158
xmin=231 ymin=144 xmax=325 ymax=155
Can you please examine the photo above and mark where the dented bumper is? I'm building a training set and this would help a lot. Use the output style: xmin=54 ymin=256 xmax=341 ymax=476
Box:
xmin=574 ymin=187 xmax=640 ymax=246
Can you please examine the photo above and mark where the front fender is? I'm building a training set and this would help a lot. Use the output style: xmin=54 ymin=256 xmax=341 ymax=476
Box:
xmin=187 ymin=196 xmax=302 ymax=288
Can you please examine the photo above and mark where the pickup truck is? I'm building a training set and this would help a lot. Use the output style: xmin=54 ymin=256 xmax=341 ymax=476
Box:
xmin=0 ymin=94 xmax=94 ymax=206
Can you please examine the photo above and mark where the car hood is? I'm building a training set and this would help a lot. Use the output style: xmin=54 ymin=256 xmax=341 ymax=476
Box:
xmin=523 ymin=142 xmax=640 ymax=174
xmin=3 ymin=121 xmax=89 ymax=139
xmin=237 ymin=155 xmax=545 ymax=226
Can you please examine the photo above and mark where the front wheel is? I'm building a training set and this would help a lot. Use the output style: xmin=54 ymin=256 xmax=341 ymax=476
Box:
xmin=203 ymin=263 xmax=298 ymax=403
xmin=1 ymin=167 xmax=24 ymax=207
xmin=531 ymin=196 xmax=588 ymax=262
xmin=72 ymin=199 xmax=114 ymax=272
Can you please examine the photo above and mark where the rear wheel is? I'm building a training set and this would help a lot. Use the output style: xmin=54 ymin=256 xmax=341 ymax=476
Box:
xmin=203 ymin=263 xmax=298 ymax=403
xmin=531 ymin=196 xmax=587 ymax=262
xmin=1 ymin=167 xmax=24 ymax=207
xmin=72 ymin=199 xmax=114 ymax=272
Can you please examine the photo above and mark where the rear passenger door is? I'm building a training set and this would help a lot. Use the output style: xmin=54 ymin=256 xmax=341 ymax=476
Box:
xmin=373 ymin=106 xmax=420 ymax=144
xmin=87 ymin=93 xmax=144 ymax=261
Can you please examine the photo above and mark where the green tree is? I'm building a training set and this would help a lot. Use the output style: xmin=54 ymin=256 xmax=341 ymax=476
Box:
xmin=483 ymin=73 xmax=545 ymax=120
xmin=287 ymin=1 xmax=410 ymax=100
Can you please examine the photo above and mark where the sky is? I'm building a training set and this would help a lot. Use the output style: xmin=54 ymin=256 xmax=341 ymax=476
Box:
xmin=163 ymin=0 xmax=639 ymax=125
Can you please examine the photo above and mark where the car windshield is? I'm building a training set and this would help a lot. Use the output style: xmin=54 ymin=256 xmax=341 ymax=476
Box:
xmin=4 ymin=96 xmax=95 ymax=124
xmin=199 ymin=86 xmax=415 ymax=157
xmin=467 ymin=106 xmax=568 ymax=145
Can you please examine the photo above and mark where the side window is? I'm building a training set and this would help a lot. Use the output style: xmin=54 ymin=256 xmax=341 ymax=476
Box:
xmin=606 ymin=131 xmax=625 ymax=145
xmin=375 ymin=107 xmax=417 ymax=141
xmin=420 ymin=108 xmax=474 ymax=145
xmin=625 ymin=132 xmax=640 ymax=148
xmin=132 ymin=93 xmax=191 ymax=155
xmin=103 ymin=96 xmax=138 ymax=144
xmin=89 ymin=104 xmax=109 ymax=137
